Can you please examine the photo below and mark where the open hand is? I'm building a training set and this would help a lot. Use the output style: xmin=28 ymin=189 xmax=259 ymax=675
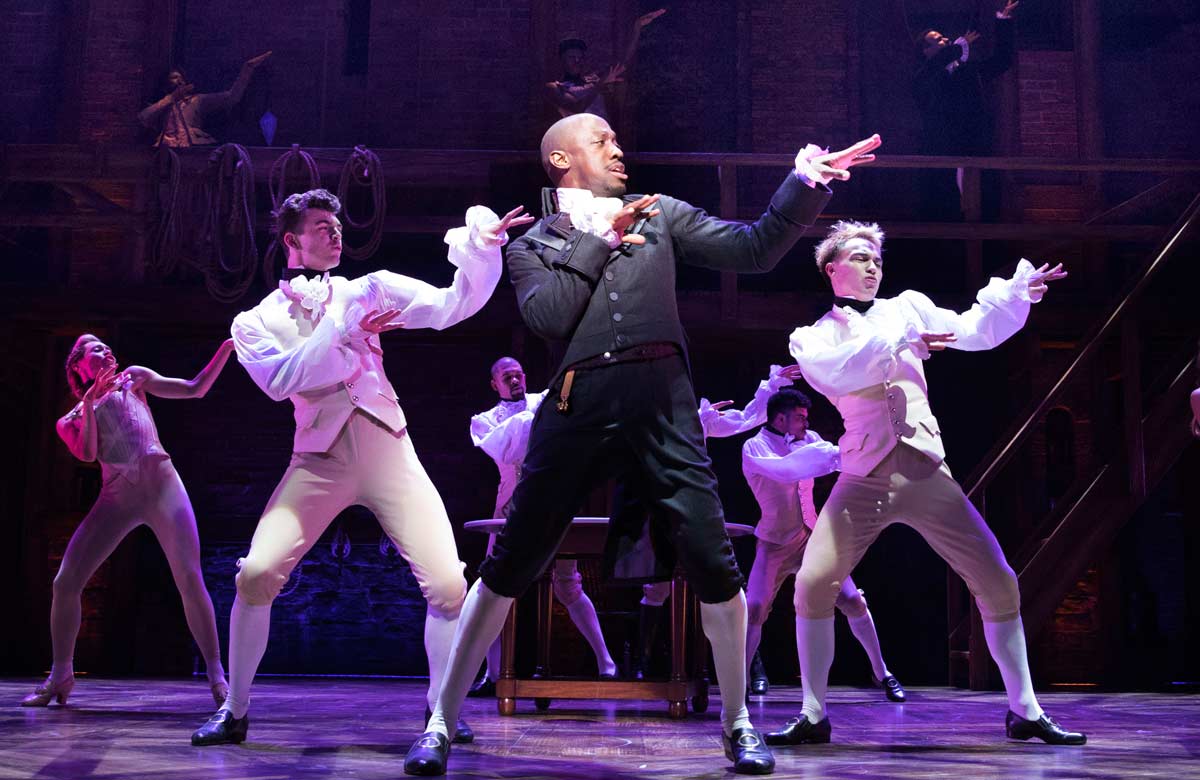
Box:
xmin=998 ymin=1 xmax=1019 ymax=19
xmin=245 ymin=51 xmax=273 ymax=69
xmin=921 ymin=332 xmax=958 ymax=352
xmin=480 ymin=206 xmax=535 ymax=246
xmin=359 ymin=309 xmax=406 ymax=334
xmin=83 ymin=365 xmax=121 ymax=402
xmin=811 ymin=134 xmax=882 ymax=182
xmin=636 ymin=8 xmax=667 ymax=29
xmin=611 ymin=194 xmax=661 ymax=245
xmin=709 ymin=400 xmax=735 ymax=415
xmin=602 ymin=63 xmax=627 ymax=86
xmin=1028 ymin=262 xmax=1067 ymax=298
xmin=778 ymin=364 xmax=805 ymax=383
xmin=962 ymin=30 xmax=982 ymax=44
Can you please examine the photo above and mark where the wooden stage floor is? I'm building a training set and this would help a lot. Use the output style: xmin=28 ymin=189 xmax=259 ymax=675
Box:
xmin=1 ymin=677 xmax=1196 ymax=779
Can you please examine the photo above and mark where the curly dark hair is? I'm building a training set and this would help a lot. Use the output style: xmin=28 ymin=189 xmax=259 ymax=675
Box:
xmin=767 ymin=388 xmax=812 ymax=420
xmin=272 ymin=188 xmax=342 ymax=242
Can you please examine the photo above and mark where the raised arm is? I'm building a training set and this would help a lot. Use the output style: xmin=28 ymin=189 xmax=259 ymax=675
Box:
xmin=742 ymin=436 xmax=840 ymax=483
xmin=124 ymin=339 xmax=236 ymax=400
xmin=199 ymin=50 xmax=272 ymax=113
xmin=363 ymin=206 xmax=514 ymax=332
xmin=900 ymin=260 xmax=1063 ymax=352
xmin=700 ymin=364 xmax=801 ymax=439
xmin=668 ymin=137 xmax=880 ymax=273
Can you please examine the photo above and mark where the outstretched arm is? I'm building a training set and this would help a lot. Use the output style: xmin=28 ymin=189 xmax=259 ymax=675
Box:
xmin=361 ymin=206 xmax=530 ymax=333
xmin=619 ymin=8 xmax=667 ymax=68
xmin=125 ymin=339 xmax=237 ymax=400
xmin=901 ymin=261 xmax=1066 ymax=352
xmin=701 ymin=364 xmax=803 ymax=439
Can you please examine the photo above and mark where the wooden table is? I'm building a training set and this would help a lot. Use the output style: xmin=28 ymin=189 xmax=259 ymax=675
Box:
xmin=464 ymin=517 xmax=754 ymax=718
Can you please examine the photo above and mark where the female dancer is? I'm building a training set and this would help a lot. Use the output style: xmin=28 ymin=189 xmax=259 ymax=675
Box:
xmin=22 ymin=334 xmax=234 ymax=707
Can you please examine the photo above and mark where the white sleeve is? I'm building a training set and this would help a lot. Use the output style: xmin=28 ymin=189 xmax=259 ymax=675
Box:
xmin=364 ymin=206 xmax=504 ymax=331
xmin=231 ymin=308 xmax=358 ymax=402
xmin=899 ymin=259 xmax=1039 ymax=352
xmin=789 ymin=323 xmax=911 ymax=398
xmin=470 ymin=409 xmax=535 ymax=465
xmin=742 ymin=438 xmax=840 ymax=483
xmin=700 ymin=364 xmax=795 ymax=439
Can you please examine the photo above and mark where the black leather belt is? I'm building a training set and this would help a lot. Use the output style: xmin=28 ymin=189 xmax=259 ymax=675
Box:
xmin=557 ymin=342 xmax=681 ymax=413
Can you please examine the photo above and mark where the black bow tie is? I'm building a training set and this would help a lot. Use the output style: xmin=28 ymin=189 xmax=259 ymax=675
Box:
xmin=834 ymin=296 xmax=875 ymax=314
xmin=282 ymin=267 xmax=320 ymax=282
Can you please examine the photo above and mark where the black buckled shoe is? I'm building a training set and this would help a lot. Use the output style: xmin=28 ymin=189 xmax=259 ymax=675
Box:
xmin=191 ymin=709 xmax=249 ymax=746
xmin=724 ymin=727 xmax=775 ymax=774
xmin=875 ymin=673 xmax=906 ymax=703
xmin=1005 ymin=710 xmax=1086 ymax=745
xmin=404 ymin=731 xmax=450 ymax=776
xmin=764 ymin=714 xmax=832 ymax=745
xmin=425 ymin=707 xmax=473 ymax=744
xmin=749 ymin=650 xmax=769 ymax=696
xmin=466 ymin=670 xmax=495 ymax=698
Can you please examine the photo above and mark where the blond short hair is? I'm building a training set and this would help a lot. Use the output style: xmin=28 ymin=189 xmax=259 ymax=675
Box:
xmin=813 ymin=220 xmax=885 ymax=278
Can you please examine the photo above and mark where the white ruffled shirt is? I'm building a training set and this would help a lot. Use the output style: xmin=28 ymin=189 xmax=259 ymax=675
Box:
xmin=233 ymin=206 xmax=505 ymax=453
xmin=743 ymin=427 xmax=841 ymax=544
xmin=788 ymin=259 xmax=1043 ymax=476
xmin=470 ymin=390 xmax=549 ymax=517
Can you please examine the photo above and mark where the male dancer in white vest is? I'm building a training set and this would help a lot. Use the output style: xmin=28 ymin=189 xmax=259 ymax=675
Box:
xmin=468 ymin=356 xmax=618 ymax=694
xmin=769 ymin=220 xmax=1084 ymax=746
xmin=743 ymin=387 xmax=905 ymax=704
xmin=190 ymin=188 xmax=532 ymax=745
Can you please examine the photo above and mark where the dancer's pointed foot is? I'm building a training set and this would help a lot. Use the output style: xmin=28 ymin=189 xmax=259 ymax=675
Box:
xmin=1005 ymin=710 xmax=1086 ymax=745
xmin=191 ymin=709 xmax=249 ymax=746
xmin=404 ymin=731 xmax=450 ymax=776
xmin=873 ymin=673 xmax=906 ymax=702
xmin=724 ymin=727 xmax=775 ymax=774
xmin=20 ymin=675 xmax=75 ymax=707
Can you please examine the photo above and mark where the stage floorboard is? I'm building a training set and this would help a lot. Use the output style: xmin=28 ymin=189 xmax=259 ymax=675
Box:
xmin=1 ymin=678 xmax=1195 ymax=779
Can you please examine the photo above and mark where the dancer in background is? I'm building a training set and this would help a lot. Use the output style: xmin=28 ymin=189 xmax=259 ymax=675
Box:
xmin=23 ymin=334 xmax=236 ymax=708
xmin=468 ymin=356 xmax=617 ymax=696
xmin=742 ymin=388 xmax=905 ymax=704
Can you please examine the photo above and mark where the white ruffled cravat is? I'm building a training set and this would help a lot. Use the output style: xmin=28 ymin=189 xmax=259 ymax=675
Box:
xmin=280 ymin=271 xmax=333 ymax=320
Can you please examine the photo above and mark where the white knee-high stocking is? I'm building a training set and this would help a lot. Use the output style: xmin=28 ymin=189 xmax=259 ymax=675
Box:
xmin=565 ymin=595 xmax=617 ymax=677
xmin=423 ymin=608 xmax=458 ymax=712
xmin=222 ymin=596 xmax=272 ymax=718
xmin=846 ymin=610 xmax=889 ymax=681
xmin=426 ymin=580 xmax=513 ymax=738
xmin=982 ymin=616 xmax=1042 ymax=720
xmin=796 ymin=616 xmax=835 ymax=724
xmin=699 ymin=591 xmax=752 ymax=736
